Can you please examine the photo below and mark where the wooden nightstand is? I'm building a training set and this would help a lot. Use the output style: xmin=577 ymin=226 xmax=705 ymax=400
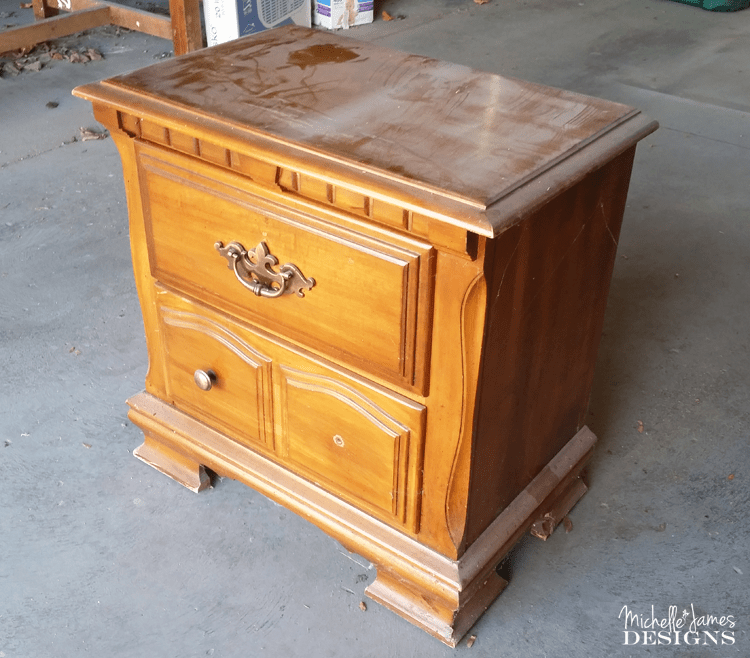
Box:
xmin=74 ymin=26 xmax=656 ymax=646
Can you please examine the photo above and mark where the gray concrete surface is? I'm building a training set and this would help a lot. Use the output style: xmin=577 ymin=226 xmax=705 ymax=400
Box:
xmin=1 ymin=0 xmax=748 ymax=655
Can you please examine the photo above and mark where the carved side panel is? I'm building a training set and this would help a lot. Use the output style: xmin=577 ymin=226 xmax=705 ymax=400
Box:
xmin=445 ymin=271 xmax=488 ymax=550
xmin=414 ymin=245 xmax=488 ymax=558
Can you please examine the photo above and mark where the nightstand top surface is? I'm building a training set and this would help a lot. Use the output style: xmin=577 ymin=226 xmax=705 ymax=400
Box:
xmin=82 ymin=26 xmax=642 ymax=207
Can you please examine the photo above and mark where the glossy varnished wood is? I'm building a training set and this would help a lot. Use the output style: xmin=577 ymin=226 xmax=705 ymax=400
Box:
xmin=154 ymin=290 xmax=427 ymax=532
xmin=462 ymin=147 xmax=638 ymax=549
xmin=91 ymin=27 xmax=632 ymax=206
xmin=74 ymin=25 xmax=656 ymax=237
xmin=73 ymin=27 xmax=656 ymax=647
xmin=136 ymin=141 xmax=435 ymax=392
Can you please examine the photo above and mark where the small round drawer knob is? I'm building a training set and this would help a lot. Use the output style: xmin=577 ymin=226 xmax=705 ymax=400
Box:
xmin=194 ymin=369 xmax=217 ymax=391
xmin=333 ymin=434 xmax=345 ymax=448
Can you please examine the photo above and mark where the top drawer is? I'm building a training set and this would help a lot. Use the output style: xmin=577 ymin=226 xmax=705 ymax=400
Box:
xmin=135 ymin=142 xmax=434 ymax=393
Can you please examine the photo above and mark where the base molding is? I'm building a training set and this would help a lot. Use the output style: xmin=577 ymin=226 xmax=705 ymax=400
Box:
xmin=366 ymin=564 xmax=509 ymax=647
xmin=127 ymin=391 xmax=596 ymax=647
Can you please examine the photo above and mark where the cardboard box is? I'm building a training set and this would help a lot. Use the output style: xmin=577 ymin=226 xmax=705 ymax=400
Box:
xmin=204 ymin=0 xmax=312 ymax=47
xmin=313 ymin=0 xmax=373 ymax=29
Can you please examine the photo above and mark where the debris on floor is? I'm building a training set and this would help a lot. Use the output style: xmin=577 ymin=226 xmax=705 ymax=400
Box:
xmin=0 ymin=42 xmax=104 ymax=76
xmin=79 ymin=126 xmax=109 ymax=141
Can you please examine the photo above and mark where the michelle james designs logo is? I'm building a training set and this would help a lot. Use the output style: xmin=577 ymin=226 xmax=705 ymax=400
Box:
xmin=618 ymin=604 xmax=736 ymax=647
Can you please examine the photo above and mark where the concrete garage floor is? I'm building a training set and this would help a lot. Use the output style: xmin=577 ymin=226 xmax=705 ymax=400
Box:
xmin=1 ymin=0 xmax=748 ymax=655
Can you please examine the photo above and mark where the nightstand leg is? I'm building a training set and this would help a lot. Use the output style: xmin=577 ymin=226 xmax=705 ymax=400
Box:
xmin=133 ymin=433 xmax=211 ymax=493
xmin=366 ymin=426 xmax=597 ymax=647
xmin=366 ymin=565 xmax=508 ymax=648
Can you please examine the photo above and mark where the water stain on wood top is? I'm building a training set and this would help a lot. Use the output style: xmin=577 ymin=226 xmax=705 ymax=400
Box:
xmin=98 ymin=25 xmax=638 ymax=208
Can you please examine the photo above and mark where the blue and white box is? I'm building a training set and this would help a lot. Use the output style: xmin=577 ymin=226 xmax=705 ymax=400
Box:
xmin=204 ymin=0 xmax=312 ymax=47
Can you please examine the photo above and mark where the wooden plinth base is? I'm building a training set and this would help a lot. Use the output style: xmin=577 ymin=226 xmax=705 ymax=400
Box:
xmin=366 ymin=468 xmax=589 ymax=646
xmin=366 ymin=564 xmax=509 ymax=647
xmin=134 ymin=434 xmax=210 ymax=493
xmin=127 ymin=391 xmax=596 ymax=647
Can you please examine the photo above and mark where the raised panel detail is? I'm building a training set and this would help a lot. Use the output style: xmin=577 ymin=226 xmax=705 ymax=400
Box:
xmin=158 ymin=303 xmax=274 ymax=451
xmin=277 ymin=365 xmax=424 ymax=532
xmin=137 ymin=141 xmax=433 ymax=393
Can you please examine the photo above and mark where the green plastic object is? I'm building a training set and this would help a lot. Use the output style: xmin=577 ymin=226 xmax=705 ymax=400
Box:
xmin=669 ymin=0 xmax=749 ymax=10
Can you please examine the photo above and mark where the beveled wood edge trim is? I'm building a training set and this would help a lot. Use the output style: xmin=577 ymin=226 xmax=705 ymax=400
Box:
xmin=72 ymin=85 xmax=491 ymax=235
xmin=127 ymin=391 xmax=596 ymax=597
xmin=482 ymin=108 xmax=640 ymax=209
xmin=487 ymin=115 xmax=659 ymax=236
xmin=76 ymin=81 xmax=489 ymax=209
xmin=73 ymin=83 xmax=657 ymax=238
xmin=127 ymin=391 xmax=460 ymax=596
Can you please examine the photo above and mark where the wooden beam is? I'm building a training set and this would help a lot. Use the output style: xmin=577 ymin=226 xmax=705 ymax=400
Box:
xmin=107 ymin=3 xmax=172 ymax=40
xmin=57 ymin=0 xmax=173 ymax=36
xmin=32 ymin=0 xmax=59 ymax=20
xmin=0 ymin=6 xmax=110 ymax=54
xmin=66 ymin=0 xmax=197 ymax=45
xmin=169 ymin=0 xmax=202 ymax=55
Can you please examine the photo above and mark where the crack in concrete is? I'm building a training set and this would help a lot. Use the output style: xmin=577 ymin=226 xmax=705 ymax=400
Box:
xmin=0 ymin=138 xmax=80 ymax=170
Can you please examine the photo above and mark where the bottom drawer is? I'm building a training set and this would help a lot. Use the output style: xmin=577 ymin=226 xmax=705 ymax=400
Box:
xmin=159 ymin=305 xmax=275 ymax=451
xmin=154 ymin=292 xmax=425 ymax=532
xmin=276 ymin=365 xmax=424 ymax=527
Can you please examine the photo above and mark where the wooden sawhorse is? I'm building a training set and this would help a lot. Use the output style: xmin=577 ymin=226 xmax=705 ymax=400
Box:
xmin=0 ymin=0 xmax=202 ymax=56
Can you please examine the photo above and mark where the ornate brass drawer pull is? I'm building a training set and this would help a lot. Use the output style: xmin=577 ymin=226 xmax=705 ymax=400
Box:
xmin=215 ymin=240 xmax=315 ymax=299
